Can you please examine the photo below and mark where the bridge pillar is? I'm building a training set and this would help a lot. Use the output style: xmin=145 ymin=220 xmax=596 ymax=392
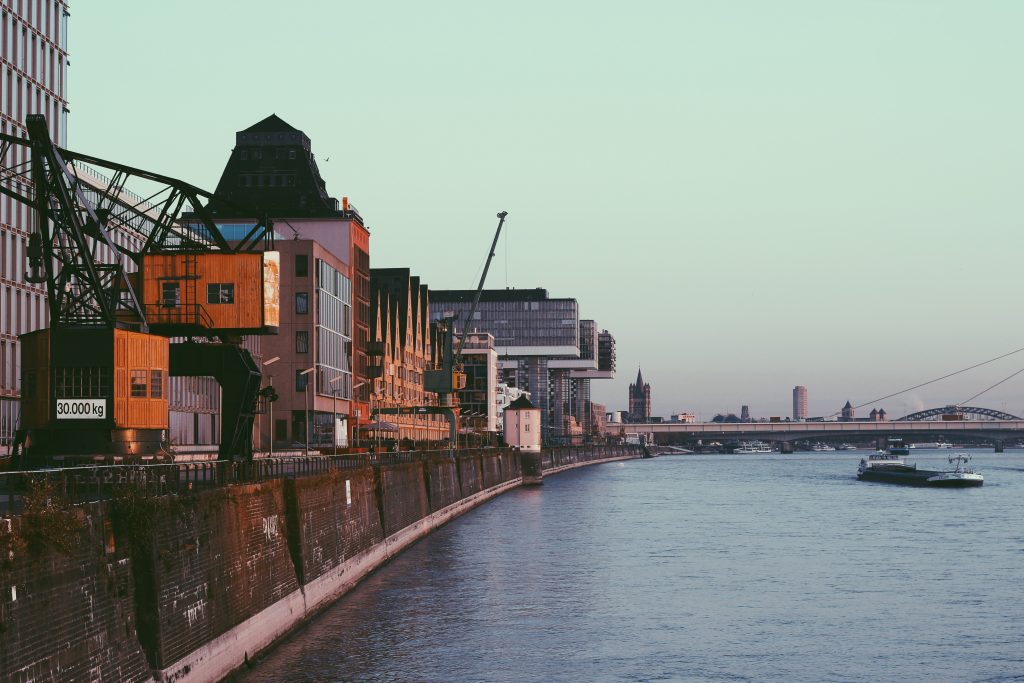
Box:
xmin=993 ymin=441 xmax=1005 ymax=453
xmin=780 ymin=442 xmax=794 ymax=454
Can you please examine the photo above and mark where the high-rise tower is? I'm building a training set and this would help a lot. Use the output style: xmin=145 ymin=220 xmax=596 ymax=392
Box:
xmin=793 ymin=385 xmax=808 ymax=421
xmin=628 ymin=368 xmax=651 ymax=422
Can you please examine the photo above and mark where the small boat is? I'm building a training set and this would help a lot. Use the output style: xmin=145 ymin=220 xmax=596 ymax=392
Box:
xmin=887 ymin=438 xmax=910 ymax=456
xmin=811 ymin=443 xmax=836 ymax=452
xmin=912 ymin=441 xmax=954 ymax=449
xmin=857 ymin=452 xmax=983 ymax=487
xmin=734 ymin=441 xmax=773 ymax=454
xmin=838 ymin=444 xmax=858 ymax=450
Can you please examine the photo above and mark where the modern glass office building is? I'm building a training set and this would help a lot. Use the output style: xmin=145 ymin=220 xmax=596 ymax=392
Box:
xmin=1 ymin=2 xmax=69 ymax=449
xmin=430 ymin=288 xmax=614 ymax=443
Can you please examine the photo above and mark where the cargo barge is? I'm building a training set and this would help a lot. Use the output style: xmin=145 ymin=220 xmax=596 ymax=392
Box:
xmin=857 ymin=452 xmax=983 ymax=487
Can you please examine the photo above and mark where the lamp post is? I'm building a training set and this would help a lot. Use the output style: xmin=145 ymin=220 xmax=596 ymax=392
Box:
xmin=263 ymin=356 xmax=280 ymax=457
xmin=329 ymin=375 xmax=342 ymax=455
xmin=351 ymin=381 xmax=366 ymax=450
xmin=300 ymin=366 xmax=315 ymax=456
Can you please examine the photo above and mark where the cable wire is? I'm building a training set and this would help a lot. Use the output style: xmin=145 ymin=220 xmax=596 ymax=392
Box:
xmin=829 ymin=343 xmax=1024 ymax=417
xmin=958 ymin=366 xmax=1024 ymax=406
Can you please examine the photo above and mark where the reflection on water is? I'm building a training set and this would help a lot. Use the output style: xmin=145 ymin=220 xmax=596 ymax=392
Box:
xmin=240 ymin=452 xmax=1024 ymax=683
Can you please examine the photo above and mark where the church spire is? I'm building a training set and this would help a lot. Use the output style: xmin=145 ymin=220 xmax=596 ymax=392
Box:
xmin=635 ymin=367 xmax=644 ymax=388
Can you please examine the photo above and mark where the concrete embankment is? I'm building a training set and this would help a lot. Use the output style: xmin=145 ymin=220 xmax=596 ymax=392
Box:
xmin=0 ymin=445 xmax=638 ymax=682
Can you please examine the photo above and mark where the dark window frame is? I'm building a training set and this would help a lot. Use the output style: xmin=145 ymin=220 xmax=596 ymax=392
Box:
xmin=207 ymin=283 xmax=235 ymax=304
xmin=150 ymin=369 xmax=163 ymax=399
xmin=161 ymin=281 xmax=181 ymax=308
xmin=130 ymin=369 xmax=147 ymax=398
xmin=296 ymin=292 xmax=309 ymax=315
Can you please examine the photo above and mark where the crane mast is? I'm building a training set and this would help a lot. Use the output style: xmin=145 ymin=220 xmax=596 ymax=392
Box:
xmin=419 ymin=212 xmax=507 ymax=450
xmin=0 ymin=115 xmax=279 ymax=465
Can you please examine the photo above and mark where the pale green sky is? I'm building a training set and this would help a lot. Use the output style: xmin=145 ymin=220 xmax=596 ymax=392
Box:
xmin=70 ymin=1 xmax=1024 ymax=419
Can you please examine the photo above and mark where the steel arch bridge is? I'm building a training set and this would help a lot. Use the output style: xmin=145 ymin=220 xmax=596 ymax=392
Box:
xmin=896 ymin=405 xmax=1021 ymax=421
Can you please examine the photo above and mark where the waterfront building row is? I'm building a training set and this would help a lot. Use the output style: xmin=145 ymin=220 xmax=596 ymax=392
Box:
xmin=0 ymin=5 xmax=616 ymax=452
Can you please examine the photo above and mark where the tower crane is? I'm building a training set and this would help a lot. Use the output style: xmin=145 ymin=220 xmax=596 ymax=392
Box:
xmin=417 ymin=211 xmax=508 ymax=446
xmin=0 ymin=115 xmax=279 ymax=465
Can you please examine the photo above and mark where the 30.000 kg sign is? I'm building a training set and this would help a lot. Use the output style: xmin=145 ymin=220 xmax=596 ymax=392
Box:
xmin=56 ymin=399 xmax=106 ymax=419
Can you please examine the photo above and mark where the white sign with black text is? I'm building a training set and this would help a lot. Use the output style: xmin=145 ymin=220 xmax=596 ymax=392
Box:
xmin=56 ymin=399 xmax=106 ymax=419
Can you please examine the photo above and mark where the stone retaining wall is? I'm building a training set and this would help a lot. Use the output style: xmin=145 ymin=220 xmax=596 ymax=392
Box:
xmin=0 ymin=446 xmax=639 ymax=682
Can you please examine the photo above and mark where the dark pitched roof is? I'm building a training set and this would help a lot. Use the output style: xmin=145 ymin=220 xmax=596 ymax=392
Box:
xmin=507 ymin=395 xmax=537 ymax=410
xmin=635 ymin=367 xmax=645 ymax=387
xmin=204 ymin=115 xmax=345 ymax=219
xmin=844 ymin=401 xmax=853 ymax=409
xmin=242 ymin=114 xmax=299 ymax=133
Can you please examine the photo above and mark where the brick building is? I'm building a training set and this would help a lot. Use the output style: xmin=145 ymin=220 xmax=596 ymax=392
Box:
xmin=205 ymin=115 xmax=370 ymax=449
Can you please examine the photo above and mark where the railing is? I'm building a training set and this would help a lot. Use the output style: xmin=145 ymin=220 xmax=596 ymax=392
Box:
xmin=0 ymin=448 xmax=478 ymax=514
xmin=542 ymin=445 xmax=641 ymax=470
xmin=144 ymin=303 xmax=215 ymax=329
xmin=0 ymin=445 xmax=643 ymax=515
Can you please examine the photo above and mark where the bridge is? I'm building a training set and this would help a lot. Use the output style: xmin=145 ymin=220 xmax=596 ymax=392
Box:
xmin=606 ymin=418 xmax=1024 ymax=451
xmin=896 ymin=405 xmax=1020 ymax=421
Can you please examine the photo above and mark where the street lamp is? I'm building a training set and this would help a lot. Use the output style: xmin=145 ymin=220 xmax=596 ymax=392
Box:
xmin=263 ymin=356 xmax=280 ymax=457
xmin=352 ymin=381 xmax=366 ymax=450
xmin=300 ymin=366 xmax=315 ymax=456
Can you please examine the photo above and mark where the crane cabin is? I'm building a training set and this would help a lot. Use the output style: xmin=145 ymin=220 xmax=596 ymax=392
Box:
xmin=141 ymin=251 xmax=280 ymax=335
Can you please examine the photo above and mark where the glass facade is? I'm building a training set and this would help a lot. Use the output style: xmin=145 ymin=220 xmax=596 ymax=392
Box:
xmin=429 ymin=291 xmax=579 ymax=350
xmin=430 ymin=290 xmax=614 ymax=444
xmin=316 ymin=258 xmax=352 ymax=399
xmin=0 ymin=2 xmax=69 ymax=450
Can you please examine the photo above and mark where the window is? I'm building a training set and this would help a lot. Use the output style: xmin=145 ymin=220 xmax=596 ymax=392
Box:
xmin=296 ymin=292 xmax=309 ymax=314
xmin=296 ymin=330 xmax=309 ymax=353
xmin=53 ymin=367 xmax=110 ymax=398
xmin=161 ymin=281 xmax=180 ymax=308
xmin=296 ymin=370 xmax=309 ymax=392
xmin=288 ymin=150 xmax=296 ymax=160
xmin=150 ymin=370 xmax=163 ymax=399
xmin=240 ymin=150 xmax=248 ymax=161
xmin=207 ymin=283 xmax=235 ymax=304
xmin=295 ymin=254 xmax=308 ymax=277
xmin=130 ymin=370 xmax=147 ymax=398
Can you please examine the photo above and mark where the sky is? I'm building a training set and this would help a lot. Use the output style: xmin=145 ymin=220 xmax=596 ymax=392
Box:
xmin=69 ymin=1 xmax=1024 ymax=420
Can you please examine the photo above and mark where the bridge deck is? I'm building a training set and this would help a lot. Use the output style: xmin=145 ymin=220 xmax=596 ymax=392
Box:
xmin=606 ymin=420 xmax=1024 ymax=440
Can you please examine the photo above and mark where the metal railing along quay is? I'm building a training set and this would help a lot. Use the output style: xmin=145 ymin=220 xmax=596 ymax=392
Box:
xmin=0 ymin=446 xmax=641 ymax=515
xmin=0 ymin=449 xmax=443 ymax=515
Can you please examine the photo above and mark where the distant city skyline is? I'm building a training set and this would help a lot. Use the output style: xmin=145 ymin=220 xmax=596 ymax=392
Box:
xmin=67 ymin=2 xmax=1024 ymax=419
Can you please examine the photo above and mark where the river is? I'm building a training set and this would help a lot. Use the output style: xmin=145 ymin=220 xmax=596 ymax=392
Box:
xmin=238 ymin=451 xmax=1024 ymax=682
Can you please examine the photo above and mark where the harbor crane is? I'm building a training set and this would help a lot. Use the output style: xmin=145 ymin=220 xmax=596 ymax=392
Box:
xmin=0 ymin=115 xmax=279 ymax=465
xmin=390 ymin=211 xmax=508 ymax=448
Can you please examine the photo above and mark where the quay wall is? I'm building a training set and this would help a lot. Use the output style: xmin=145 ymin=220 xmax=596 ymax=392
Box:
xmin=0 ymin=445 xmax=638 ymax=682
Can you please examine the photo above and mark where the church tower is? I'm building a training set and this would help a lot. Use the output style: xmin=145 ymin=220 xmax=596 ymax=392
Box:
xmin=628 ymin=368 xmax=652 ymax=422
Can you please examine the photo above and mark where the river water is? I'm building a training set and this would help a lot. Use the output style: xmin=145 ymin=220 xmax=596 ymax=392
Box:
xmin=239 ymin=451 xmax=1024 ymax=682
